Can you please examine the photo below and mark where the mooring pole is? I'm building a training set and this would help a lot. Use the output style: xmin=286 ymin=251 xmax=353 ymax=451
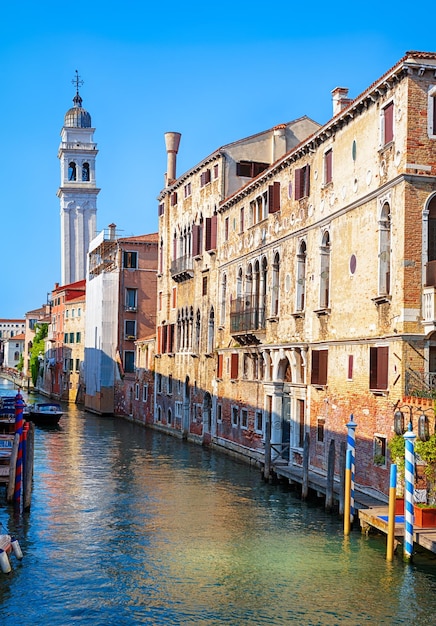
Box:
xmin=387 ymin=463 xmax=397 ymax=561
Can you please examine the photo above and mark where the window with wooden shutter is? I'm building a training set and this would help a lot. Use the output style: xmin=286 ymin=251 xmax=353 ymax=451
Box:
xmin=205 ymin=215 xmax=217 ymax=251
xmin=192 ymin=224 xmax=202 ymax=257
xmin=200 ymin=169 xmax=211 ymax=187
xmin=295 ymin=165 xmax=310 ymax=200
xmin=171 ymin=192 xmax=178 ymax=206
xmin=383 ymin=102 xmax=394 ymax=144
xmin=157 ymin=326 xmax=162 ymax=354
xmin=230 ymin=353 xmax=239 ymax=379
xmin=369 ymin=346 xmax=388 ymax=390
xmin=324 ymin=149 xmax=333 ymax=184
xmin=311 ymin=349 xmax=328 ymax=386
xmin=217 ymin=354 xmax=223 ymax=379
xmin=268 ymin=182 xmax=281 ymax=213
xmin=167 ymin=324 xmax=175 ymax=353
xmin=347 ymin=355 xmax=354 ymax=380
xmin=158 ymin=203 xmax=165 ymax=216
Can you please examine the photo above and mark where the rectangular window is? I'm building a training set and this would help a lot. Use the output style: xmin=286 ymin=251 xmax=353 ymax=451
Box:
xmin=255 ymin=410 xmax=263 ymax=434
xmin=156 ymin=373 xmax=162 ymax=393
xmin=200 ymin=169 xmax=211 ymax=186
xmin=172 ymin=287 xmax=177 ymax=309
xmin=158 ymin=291 xmax=162 ymax=311
xmin=76 ymin=332 xmax=81 ymax=343
xmin=69 ymin=359 xmax=74 ymax=371
xmin=184 ymin=182 xmax=192 ymax=198
xmin=239 ymin=207 xmax=245 ymax=233
xmin=317 ymin=417 xmax=325 ymax=443
xmin=236 ymin=161 xmax=269 ymax=178
xmin=126 ymin=288 xmax=137 ymax=310
xmin=202 ymin=276 xmax=208 ymax=296
xmin=217 ymin=354 xmax=223 ymax=379
xmin=158 ymin=202 xmax=165 ymax=216
xmin=324 ymin=149 xmax=333 ymax=184
xmin=205 ymin=215 xmax=217 ymax=251
xmin=241 ymin=409 xmax=248 ymax=429
xmin=124 ymin=351 xmax=135 ymax=373
xmin=268 ymin=182 xmax=281 ymax=213
xmin=383 ymin=101 xmax=394 ymax=145
xmin=125 ymin=320 xmax=136 ymax=339
xmin=295 ymin=165 xmax=311 ymax=200
xmin=347 ymin=355 xmax=354 ymax=381
xmin=175 ymin=401 xmax=182 ymax=417
xmin=168 ymin=374 xmax=173 ymax=395
xmin=135 ymin=383 xmax=140 ymax=401
xmin=369 ymin=346 xmax=388 ymax=391
xmin=373 ymin=434 xmax=387 ymax=467
xmin=311 ymin=349 xmax=328 ymax=386
xmin=170 ymin=192 xmax=178 ymax=206
xmin=217 ymin=403 xmax=222 ymax=422
xmin=64 ymin=333 xmax=68 ymax=343
xmin=75 ymin=358 xmax=80 ymax=372
xmin=69 ymin=332 xmax=74 ymax=343
xmin=230 ymin=353 xmax=239 ymax=379
xmin=231 ymin=406 xmax=239 ymax=427
xmin=214 ymin=163 xmax=219 ymax=179
xmin=142 ymin=384 xmax=148 ymax=402
xmin=224 ymin=217 xmax=229 ymax=242
xmin=192 ymin=223 xmax=203 ymax=257
xmin=123 ymin=251 xmax=138 ymax=269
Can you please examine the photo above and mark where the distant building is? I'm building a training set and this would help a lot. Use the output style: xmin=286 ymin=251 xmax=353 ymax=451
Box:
xmin=84 ymin=225 xmax=158 ymax=414
xmin=58 ymin=75 xmax=99 ymax=285
xmin=23 ymin=305 xmax=51 ymax=382
xmin=41 ymin=280 xmax=86 ymax=400
xmin=0 ymin=318 xmax=25 ymax=368
xmin=3 ymin=332 xmax=25 ymax=369
xmin=132 ymin=334 xmax=155 ymax=426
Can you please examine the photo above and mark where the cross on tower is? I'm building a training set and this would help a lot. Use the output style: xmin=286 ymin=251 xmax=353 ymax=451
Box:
xmin=72 ymin=70 xmax=84 ymax=94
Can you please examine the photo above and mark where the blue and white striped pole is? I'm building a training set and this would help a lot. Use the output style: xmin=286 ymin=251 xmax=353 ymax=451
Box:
xmin=403 ymin=423 xmax=416 ymax=562
xmin=346 ymin=415 xmax=357 ymax=521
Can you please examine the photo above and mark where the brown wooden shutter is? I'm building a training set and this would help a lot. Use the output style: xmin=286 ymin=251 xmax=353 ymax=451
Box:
xmin=158 ymin=203 xmax=164 ymax=216
xmin=205 ymin=215 xmax=217 ymax=251
xmin=192 ymin=224 xmax=201 ymax=257
xmin=370 ymin=346 xmax=388 ymax=390
xmin=384 ymin=102 xmax=394 ymax=144
xmin=295 ymin=168 xmax=302 ymax=200
xmin=268 ymin=182 xmax=281 ymax=213
xmin=311 ymin=349 xmax=328 ymax=385
xmin=217 ymin=354 xmax=223 ymax=378
xmin=230 ymin=353 xmax=239 ymax=379
xmin=325 ymin=150 xmax=332 ymax=183
xmin=348 ymin=355 xmax=354 ymax=380
xmin=157 ymin=326 xmax=162 ymax=354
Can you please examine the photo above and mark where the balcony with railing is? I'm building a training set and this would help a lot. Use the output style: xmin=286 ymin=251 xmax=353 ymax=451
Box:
xmin=170 ymin=255 xmax=194 ymax=282
xmin=423 ymin=261 xmax=436 ymax=333
xmin=230 ymin=297 xmax=265 ymax=344
xmin=405 ymin=368 xmax=436 ymax=399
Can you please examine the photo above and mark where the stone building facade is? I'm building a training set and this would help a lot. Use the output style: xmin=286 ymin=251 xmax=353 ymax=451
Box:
xmin=153 ymin=51 xmax=436 ymax=496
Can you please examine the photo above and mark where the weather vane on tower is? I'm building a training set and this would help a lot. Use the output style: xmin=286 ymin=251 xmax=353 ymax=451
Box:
xmin=72 ymin=70 xmax=84 ymax=95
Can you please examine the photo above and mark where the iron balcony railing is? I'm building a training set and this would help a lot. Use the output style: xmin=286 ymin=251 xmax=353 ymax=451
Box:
xmin=170 ymin=255 xmax=194 ymax=278
xmin=405 ymin=369 xmax=436 ymax=398
xmin=230 ymin=297 xmax=266 ymax=333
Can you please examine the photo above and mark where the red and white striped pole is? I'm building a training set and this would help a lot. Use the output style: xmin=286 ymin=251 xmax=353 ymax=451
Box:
xmin=14 ymin=390 xmax=25 ymax=508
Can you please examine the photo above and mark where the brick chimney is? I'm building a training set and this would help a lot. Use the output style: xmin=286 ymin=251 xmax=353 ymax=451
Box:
xmin=332 ymin=87 xmax=352 ymax=116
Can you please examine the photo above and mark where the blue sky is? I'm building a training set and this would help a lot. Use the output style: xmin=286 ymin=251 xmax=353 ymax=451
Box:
xmin=0 ymin=2 xmax=434 ymax=318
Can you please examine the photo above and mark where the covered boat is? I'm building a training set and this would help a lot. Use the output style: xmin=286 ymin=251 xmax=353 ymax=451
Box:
xmin=28 ymin=403 xmax=63 ymax=426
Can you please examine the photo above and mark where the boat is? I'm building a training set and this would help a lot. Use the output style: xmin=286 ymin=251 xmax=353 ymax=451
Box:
xmin=28 ymin=403 xmax=63 ymax=426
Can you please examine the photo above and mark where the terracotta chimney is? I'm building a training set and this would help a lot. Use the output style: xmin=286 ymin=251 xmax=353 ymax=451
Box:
xmin=164 ymin=132 xmax=182 ymax=184
xmin=332 ymin=87 xmax=352 ymax=116
xmin=108 ymin=223 xmax=116 ymax=240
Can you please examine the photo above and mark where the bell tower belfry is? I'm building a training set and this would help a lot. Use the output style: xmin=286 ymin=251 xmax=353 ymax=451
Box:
xmin=58 ymin=71 xmax=99 ymax=285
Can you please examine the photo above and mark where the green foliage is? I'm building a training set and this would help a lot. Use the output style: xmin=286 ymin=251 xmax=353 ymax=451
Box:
xmin=29 ymin=323 xmax=48 ymax=386
xmin=16 ymin=353 xmax=24 ymax=372
xmin=415 ymin=434 xmax=436 ymax=466
xmin=388 ymin=434 xmax=406 ymax=494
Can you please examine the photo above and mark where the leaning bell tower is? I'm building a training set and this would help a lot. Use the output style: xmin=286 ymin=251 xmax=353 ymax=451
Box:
xmin=58 ymin=70 xmax=99 ymax=286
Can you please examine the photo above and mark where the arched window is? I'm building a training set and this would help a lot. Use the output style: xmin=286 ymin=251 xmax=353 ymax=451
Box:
xmin=194 ymin=309 xmax=201 ymax=353
xmin=82 ymin=162 xmax=90 ymax=181
xmin=208 ymin=308 xmax=215 ymax=354
xmin=173 ymin=231 xmax=178 ymax=261
xmin=220 ymin=274 xmax=227 ymax=326
xmin=379 ymin=203 xmax=391 ymax=296
xmin=320 ymin=231 xmax=331 ymax=308
xmin=168 ymin=408 xmax=172 ymax=425
xmin=426 ymin=196 xmax=436 ymax=286
xmin=271 ymin=252 xmax=280 ymax=316
xmin=296 ymin=241 xmax=307 ymax=312
xmin=259 ymin=257 xmax=268 ymax=328
xmin=68 ymin=162 xmax=77 ymax=181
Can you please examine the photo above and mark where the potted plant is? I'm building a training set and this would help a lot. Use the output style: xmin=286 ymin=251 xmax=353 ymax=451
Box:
xmin=413 ymin=503 xmax=436 ymax=527
xmin=414 ymin=433 xmax=436 ymax=526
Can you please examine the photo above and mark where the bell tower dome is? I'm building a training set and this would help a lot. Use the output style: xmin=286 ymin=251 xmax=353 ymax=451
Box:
xmin=58 ymin=70 xmax=99 ymax=285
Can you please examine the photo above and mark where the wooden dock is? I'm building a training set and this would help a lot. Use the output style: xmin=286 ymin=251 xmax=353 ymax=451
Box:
xmin=359 ymin=506 xmax=436 ymax=554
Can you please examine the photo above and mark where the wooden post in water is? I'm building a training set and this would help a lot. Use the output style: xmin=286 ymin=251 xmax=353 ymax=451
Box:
xmin=325 ymin=439 xmax=336 ymax=512
xmin=23 ymin=422 xmax=34 ymax=510
xmin=338 ymin=441 xmax=346 ymax=516
xmin=263 ymin=417 xmax=271 ymax=481
xmin=7 ymin=433 xmax=19 ymax=503
xmin=302 ymin=432 xmax=310 ymax=500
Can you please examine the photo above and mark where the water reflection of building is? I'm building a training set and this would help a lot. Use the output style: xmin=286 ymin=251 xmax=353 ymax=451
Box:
xmin=151 ymin=51 xmax=436 ymax=496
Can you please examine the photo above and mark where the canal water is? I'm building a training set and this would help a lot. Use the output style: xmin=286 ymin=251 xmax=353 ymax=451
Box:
xmin=1 ymin=381 xmax=436 ymax=625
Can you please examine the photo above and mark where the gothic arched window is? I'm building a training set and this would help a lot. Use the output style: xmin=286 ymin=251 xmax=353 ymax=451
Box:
xmin=68 ymin=162 xmax=77 ymax=181
xmin=82 ymin=162 xmax=90 ymax=181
